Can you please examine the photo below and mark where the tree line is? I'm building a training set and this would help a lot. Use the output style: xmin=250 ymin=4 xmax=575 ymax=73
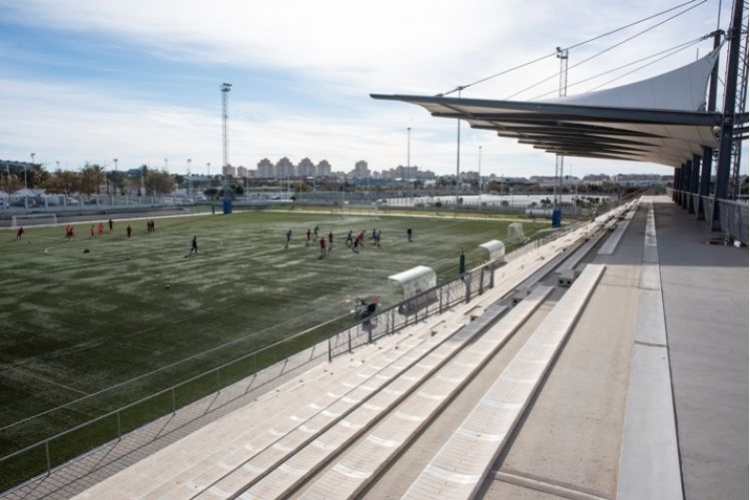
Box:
xmin=1 ymin=163 xmax=176 ymax=197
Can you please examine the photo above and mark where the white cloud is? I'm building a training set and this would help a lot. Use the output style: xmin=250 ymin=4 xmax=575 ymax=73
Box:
xmin=0 ymin=0 xmax=734 ymax=177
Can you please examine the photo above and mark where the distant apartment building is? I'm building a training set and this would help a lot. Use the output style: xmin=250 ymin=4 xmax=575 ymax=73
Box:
xmin=395 ymin=165 xmax=418 ymax=180
xmin=276 ymin=157 xmax=295 ymax=178
xmin=529 ymin=175 xmax=556 ymax=187
xmin=222 ymin=165 xmax=237 ymax=178
xmin=352 ymin=160 xmax=370 ymax=178
xmin=582 ymin=174 xmax=611 ymax=185
xmin=257 ymin=158 xmax=274 ymax=178
xmin=417 ymin=169 xmax=436 ymax=180
xmin=297 ymin=157 xmax=317 ymax=177
xmin=317 ymin=160 xmax=332 ymax=176
xmin=613 ymin=174 xmax=665 ymax=187
xmin=237 ymin=166 xmax=249 ymax=178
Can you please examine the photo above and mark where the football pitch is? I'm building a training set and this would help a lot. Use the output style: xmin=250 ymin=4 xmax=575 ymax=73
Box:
xmin=0 ymin=208 xmax=548 ymax=462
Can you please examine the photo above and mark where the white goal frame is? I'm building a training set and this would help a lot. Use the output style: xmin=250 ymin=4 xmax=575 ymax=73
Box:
xmin=11 ymin=213 xmax=57 ymax=228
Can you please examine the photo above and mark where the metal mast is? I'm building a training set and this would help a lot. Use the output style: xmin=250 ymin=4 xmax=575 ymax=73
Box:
xmin=712 ymin=0 xmax=747 ymax=229
xmin=729 ymin=1 xmax=749 ymax=199
xmin=553 ymin=47 xmax=569 ymax=226
xmin=221 ymin=83 xmax=232 ymax=181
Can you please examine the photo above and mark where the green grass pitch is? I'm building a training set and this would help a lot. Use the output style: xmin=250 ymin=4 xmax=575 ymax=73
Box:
xmin=0 ymin=208 xmax=547 ymax=464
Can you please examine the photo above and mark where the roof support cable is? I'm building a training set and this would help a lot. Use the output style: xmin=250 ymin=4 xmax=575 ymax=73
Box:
xmin=441 ymin=0 xmax=708 ymax=97
xmin=530 ymin=34 xmax=721 ymax=99
xmin=505 ymin=0 xmax=710 ymax=100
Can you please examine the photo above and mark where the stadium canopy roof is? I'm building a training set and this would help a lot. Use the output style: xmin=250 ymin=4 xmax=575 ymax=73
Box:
xmin=371 ymin=48 xmax=723 ymax=168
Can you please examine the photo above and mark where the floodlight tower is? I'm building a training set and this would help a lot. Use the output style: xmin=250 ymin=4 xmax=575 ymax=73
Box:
xmin=553 ymin=47 xmax=569 ymax=227
xmin=221 ymin=83 xmax=232 ymax=196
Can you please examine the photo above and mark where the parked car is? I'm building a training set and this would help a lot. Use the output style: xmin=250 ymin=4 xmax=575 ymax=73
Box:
xmin=66 ymin=198 xmax=79 ymax=205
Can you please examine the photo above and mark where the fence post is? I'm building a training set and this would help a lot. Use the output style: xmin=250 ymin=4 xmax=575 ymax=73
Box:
xmin=348 ymin=330 xmax=352 ymax=353
xmin=490 ymin=263 xmax=495 ymax=289
xmin=391 ymin=309 xmax=396 ymax=335
xmin=465 ymin=273 xmax=472 ymax=303
xmin=328 ymin=336 xmax=332 ymax=363
xmin=117 ymin=411 xmax=122 ymax=440
xmin=439 ymin=286 xmax=443 ymax=314
xmin=171 ymin=388 xmax=176 ymax=415
xmin=45 ymin=439 xmax=51 ymax=476
xmin=479 ymin=268 xmax=485 ymax=295
xmin=217 ymin=369 xmax=221 ymax=393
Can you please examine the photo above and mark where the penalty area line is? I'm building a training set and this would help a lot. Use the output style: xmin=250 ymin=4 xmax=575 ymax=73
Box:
xmin=1 ymin=363 xmax=90 ymax=396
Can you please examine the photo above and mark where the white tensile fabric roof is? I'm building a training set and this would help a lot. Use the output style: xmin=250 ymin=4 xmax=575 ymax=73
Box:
xmin=372 ymin=49 xmax=723 ymax=168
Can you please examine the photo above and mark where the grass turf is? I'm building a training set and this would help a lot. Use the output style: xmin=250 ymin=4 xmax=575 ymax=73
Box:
xmin=0 ymin=208 xmax=549 ymax=486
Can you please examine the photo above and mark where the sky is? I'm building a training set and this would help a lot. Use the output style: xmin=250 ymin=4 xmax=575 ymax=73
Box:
xmin=0 ymin=0 xmax=742 ymax=178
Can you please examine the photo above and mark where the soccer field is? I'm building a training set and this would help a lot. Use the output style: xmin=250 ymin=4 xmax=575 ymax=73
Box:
xmin=0 ymin=208 xmax=547 ymax=461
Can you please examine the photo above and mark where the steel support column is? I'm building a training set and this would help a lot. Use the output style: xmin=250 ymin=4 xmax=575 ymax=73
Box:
xmin=698 ymin=146 xmax=714 ymax=220
xmin=673 ymin=168 xmax=680 ymax=202
xmin=698 ymin=30 xmax=723 ymax=220
xmin=688 ymin=155 xmax=701 ymax=214
xmin=682 ymin=161 xmax=691 ymax=209
xmin=712 ymin=0 xmax=744 ymax=231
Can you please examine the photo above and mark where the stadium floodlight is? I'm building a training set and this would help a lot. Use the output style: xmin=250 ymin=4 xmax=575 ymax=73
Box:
xmin=28 ymin=152 xmax=34 ymax=190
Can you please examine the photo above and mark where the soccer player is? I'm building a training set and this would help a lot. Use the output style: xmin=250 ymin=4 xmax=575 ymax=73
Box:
xmin=407 ymin=227 xmax=413 ymax=242
xmin=374 ymin=229 xmax=381 ymax=247
xmin=314 ymin=225 xmax=319 ymax=237
xmin=15 ymin=226 xmax=24 ymax=241
xmin=126 ymin=224 xmax=132 ymax=238
xmin=285 ymin=229 xmax=292 ymax=249
xmin=328 ymin=231 xmax=334 ymax=248
xmin=345 ymin=230 xmax=353 ymax=247
xmin=108 ymin=218 xmax=113 ymax=232
xmin=98 ymin=222 xmax=104 ymax=235
xmin=319 ymin=236 xmax=326 ymax=255
xmin=306 ymin=228 xmax=312 ymax=246
xmin=90 ymin=225 xmax=95 ymax=238
xmin=190 ymin=236 xmax=198 ymax=254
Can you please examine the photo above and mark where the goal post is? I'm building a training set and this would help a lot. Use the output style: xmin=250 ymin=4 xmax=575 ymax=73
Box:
xmin=507 ymin=222 xmax=529 ymax=244
xmin=11 ymin=213 xmax=57 ymax=228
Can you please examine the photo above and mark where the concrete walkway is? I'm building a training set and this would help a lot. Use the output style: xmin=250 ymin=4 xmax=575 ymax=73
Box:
xmin=653 ymin=197 xmax=748 ymax=500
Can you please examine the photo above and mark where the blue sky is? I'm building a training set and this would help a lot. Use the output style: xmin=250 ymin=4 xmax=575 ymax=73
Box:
xmin=0 ymin=0 xmax=740 ymax=177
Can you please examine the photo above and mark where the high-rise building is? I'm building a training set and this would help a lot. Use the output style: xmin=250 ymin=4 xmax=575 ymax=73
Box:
xmin=222 ymin=165 xmax=237 ymax=178
xmin=352 ymin=160 xmax=370 ymax=178
xmin=237 ymin=166 xmax=248 ymax=178
xmin=297 ymin=157 xmax=317 ymax=177
xmin=276 ymin=157 xmax=295 ymax=178
xmin=257 ymin=158 xmax=275 ymax=178
xmin=317 ymin=160 xmax=332 ymax=176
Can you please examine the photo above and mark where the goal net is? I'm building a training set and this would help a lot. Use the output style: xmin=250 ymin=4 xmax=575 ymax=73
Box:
xmin=11 ymin=213 xmax=57 ymax=227
xmin=507 ymin=222 xmax=529 ymax=244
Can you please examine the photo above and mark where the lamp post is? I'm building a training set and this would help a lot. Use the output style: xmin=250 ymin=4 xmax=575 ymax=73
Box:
xmin=478 ymin=145 xmax=482 ymax=206
xmin=187 ymin=158 xmax=192 ymax=197
xmin=28 ymin=153 xmax=34 ymax=190
xmin=407 ymin=127 xmax=412 ymax=208
xmin=113 ymin=158 xmax=118 ymax=198
xmin=455 ymin=86 xmax=464 ymax=207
